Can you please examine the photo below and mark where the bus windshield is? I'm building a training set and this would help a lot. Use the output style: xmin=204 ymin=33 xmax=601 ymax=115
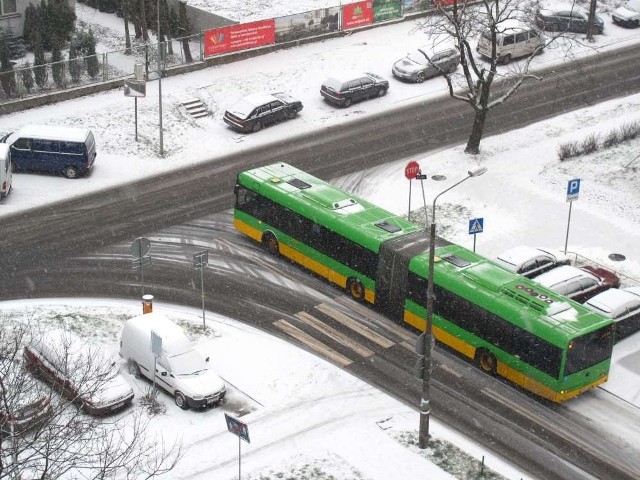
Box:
xmin=564 ymin=324 xmax=614 ymax=375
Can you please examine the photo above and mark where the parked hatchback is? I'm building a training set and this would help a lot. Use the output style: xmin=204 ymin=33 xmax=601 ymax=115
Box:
xmin=24 ymin=329 xmax=134 ymax=416
xmin=584 ymin=287 xmax=640 ymax=342
xmin=224 ymin=93 xmax=303 ymax=133
xmin=1 ymin=358 xmax=52 ymax=437
xmin=494 ymin=245 xmax=571 ymax=278
xmin=320 ymin=72 xmax=389 ymax=107
xmin=533 ymin=265 xmax=620 ymax=303
xmin=535 ymin=9 xmax=604 ymax=34
xmin=392 ymin=47 xmax=460 ymax=83
xmin=612 ymin=0 xmax=640 ymax=28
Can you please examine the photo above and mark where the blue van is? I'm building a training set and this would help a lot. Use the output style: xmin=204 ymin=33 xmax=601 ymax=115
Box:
xmin=1 ymin=125 xmax=96 ymax=179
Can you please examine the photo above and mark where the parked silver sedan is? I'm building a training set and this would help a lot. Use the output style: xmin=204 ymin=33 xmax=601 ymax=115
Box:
xmin=392 ymin=47 xmax=460 ymax=83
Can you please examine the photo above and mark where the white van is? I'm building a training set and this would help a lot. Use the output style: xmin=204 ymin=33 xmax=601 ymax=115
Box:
xmin=0 ymin=143 xmax=12 ymax=199
xmin=476 ymin=21 xmax=544 ymax=64
xmin=119 ymin=313 xmax=226 ymax=410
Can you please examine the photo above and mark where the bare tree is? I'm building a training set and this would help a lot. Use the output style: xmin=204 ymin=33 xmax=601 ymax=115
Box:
xmin=0 ymin=318 xmax=182 ymax=480
xmin=418 ymin=0 xmax=546 ymax=154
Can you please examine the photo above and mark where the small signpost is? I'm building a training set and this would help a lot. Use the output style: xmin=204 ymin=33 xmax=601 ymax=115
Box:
xmin=565 ymin=179 xmax=580 ymax=254
xmin=405 ymin=161 xmax=420 ymax=221
xmin=193 ymin=250 xmax=209 ymax=332
xmin=225 ymin=413 xmax=250 ymax=479
xmin=125 ymin=64 xmax=146 ymax=142
xmin=131 ymin=237 xmax=152 ymax=295
xmin=468 ymin=217 xmax=484 ymax=252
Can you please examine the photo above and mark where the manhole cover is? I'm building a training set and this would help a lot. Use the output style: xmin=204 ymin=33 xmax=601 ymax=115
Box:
xmin=608 ymin=253 xmax=626 ymax=262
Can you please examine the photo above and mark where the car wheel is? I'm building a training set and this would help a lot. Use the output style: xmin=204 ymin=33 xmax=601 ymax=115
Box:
xmin=127 ymin=359 xmax=141 ymax=379
xmin=64 ymin=166 xmax=79 ymax=179
xmin=501 ymin=54 xmax=512 ymax=65
xmin=175 ymin=391 xmax=189 ymax=410
xmin=262 ymin=232 xmax=279 ymax=256
xmin=549 ymin=23 xmax=559 ymax=32
xmin=415 ymin=72 xmax=426 ymax=83
xmin=476 ymin=348 xmax=497 ymax=375
xmin=343 ymin=97 xmax=352 ymax=108
xmin=287 ymin=111 xmax=297 ymax=120
xmin=347 ymin=278 xmax=365 ymax=302
xmin=252 ymin=121 xmax=262 ymax=133
xmin=377 ymin=87 xmax=387 ymax=97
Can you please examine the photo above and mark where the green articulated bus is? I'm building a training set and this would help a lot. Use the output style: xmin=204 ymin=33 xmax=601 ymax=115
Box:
xmin=233 ymin=162 xmax=614 ymax=402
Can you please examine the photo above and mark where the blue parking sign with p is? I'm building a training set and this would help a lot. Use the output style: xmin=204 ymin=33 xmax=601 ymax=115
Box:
xmin=567 ymin=178 xmax=580 ymax=202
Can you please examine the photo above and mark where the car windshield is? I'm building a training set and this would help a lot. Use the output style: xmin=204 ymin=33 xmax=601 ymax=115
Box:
xmin=406 ymin=50 xmax=428 ymax=65
xmin=169 ymin=349 xmax=206 ymax=376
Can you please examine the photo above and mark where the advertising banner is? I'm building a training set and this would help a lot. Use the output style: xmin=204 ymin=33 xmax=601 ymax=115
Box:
xmin=373 ymin=0 xmax=402 ymax=22
xmin=342 ymin=1 xmax=374 ymax=30
xmin=204 ymin=19 xmax=275 ymax=57
xmin=275 ymin=7 xmax=340 ymax=43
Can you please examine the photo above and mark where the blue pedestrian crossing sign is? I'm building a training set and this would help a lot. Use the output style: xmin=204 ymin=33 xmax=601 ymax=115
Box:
xmin=566 ymin=178 xmax=580 ymax=202
xmin=469 ymin=218 xmax=484 ymax=235
xmin=225 ymin=413 xmax=250 ymax=443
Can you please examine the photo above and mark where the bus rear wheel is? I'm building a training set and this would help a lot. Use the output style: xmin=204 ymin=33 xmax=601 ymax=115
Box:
xmin=262 ymin=232 xmax=279 ymax=256
xmin=347 ymin=278 xmax=365 ymax=302
xmin=476 ymin=348 xmax=497 ymax=375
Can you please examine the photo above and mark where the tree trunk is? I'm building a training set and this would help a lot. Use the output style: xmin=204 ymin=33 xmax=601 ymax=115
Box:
xmin=122 ymin=0 xmax=132 ymax=54
xmin=586 ymin=0 xmax=598 ymax=43
xmin=465 ymin=108 xmax=487 ymax=155
xmin=179 ymin=2 xmax=193 ymax=63
xmin=139 ymin=0 xmax=149 ymax=42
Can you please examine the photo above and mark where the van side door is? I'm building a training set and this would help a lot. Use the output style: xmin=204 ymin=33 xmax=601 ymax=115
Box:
xmin=156 ymin=354 xmax=176 ymax=395
xmin=10 ymin=137 xmax=33 ymax=169
xmin=32 ymin=139 xmax=61 ymax=172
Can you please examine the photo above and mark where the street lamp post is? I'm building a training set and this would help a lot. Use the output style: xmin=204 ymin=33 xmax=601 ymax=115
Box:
xmin=418 ymin=166 xmax=488 ymax=449
xmin=157 ymin=0 xmax=164 ymax=156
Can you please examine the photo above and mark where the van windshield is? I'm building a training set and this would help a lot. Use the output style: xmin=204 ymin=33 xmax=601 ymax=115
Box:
xmin=169 ymin=349 xmax=205 ymax=375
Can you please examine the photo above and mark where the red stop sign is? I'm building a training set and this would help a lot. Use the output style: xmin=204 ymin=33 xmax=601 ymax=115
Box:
xmin=405 ymin=161 xmax=420 ymax=180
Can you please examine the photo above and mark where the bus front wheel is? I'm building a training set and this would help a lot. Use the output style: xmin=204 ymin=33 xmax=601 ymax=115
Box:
xmin=262 ymin=232 xmax=279 ymax=256
xmin=347 ymin=278 xmax=365 ymax=302
xmin=476 ymin=349 xmax=497 ymax=375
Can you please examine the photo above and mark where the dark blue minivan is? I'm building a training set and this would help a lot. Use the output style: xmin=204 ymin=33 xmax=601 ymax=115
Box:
xmin=1 ymin=125 xmax=96 ymax=179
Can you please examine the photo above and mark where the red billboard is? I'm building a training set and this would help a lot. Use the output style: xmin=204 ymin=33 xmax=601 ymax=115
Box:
xmin=204 ymin=19 xmax=275 ymax=57
xmin=342 ymin=1 xmax=374 ymax=30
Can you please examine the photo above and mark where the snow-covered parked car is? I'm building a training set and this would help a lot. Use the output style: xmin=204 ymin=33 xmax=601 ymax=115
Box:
xmin=494 ymin=245 xmax=571 ymax=278
xmin=612 ymin=0 xmax=640 ymax=28
xmin=120 ymin=313 xmax=226 ymax=410
xmin=532 ymin=265 xmax=620 ymax=303
xmin=584 ymin=287 xmax=640 ymax=342
xmin=0 ymin=358 xmax=51 ymax=437
xmin=23 ymin=329 xmax=134 ymax=416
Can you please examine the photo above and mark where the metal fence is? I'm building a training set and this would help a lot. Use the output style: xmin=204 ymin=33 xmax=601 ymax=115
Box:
xmin=0 ymin=0 xmax=436 ymax=105
xmin=0 ymin=33 xmax=203 ymax=102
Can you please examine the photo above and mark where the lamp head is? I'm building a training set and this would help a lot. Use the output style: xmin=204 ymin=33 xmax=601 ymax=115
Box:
xmin=468 ymin=166 xmax=487 ymax=177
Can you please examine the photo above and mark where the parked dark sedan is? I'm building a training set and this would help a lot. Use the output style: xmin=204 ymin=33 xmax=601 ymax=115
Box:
xmin=535 ymin=9 xmax=604 ymax=34
xmin=1 ymin=358 xmax=52 ymax=437
xmin=320 ymin=72 xmax=389 ymax=107
xmin=533 ymin=265 xmax=620 ymax=303
xmin=223 ymin=92 xmax=303 ymax=133
xmin=392 ymin=47 xmax=460 ymax=83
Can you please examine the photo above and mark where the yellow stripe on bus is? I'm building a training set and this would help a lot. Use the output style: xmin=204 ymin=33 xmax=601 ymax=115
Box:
xmin=402 ymin=309 xmax=606 ymax=403
xmin=235 ymin=219 xmax=375 ymax=303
